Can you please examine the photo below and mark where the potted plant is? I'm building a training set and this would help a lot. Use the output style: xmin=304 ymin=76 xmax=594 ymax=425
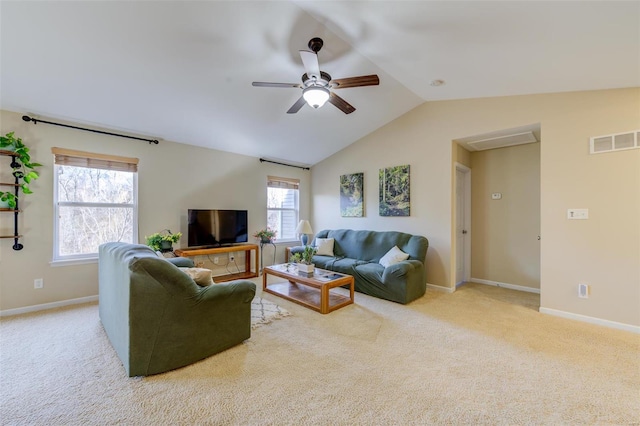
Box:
xmin=291 ymin=245 xmax=317 ymax=274
xmin=145 ymin=230 xmax=182 ymax=252
xmin=0 ymin=132 xmax=42 ymax=209
xmin=253 ymin=227 xmax=277 ymax=244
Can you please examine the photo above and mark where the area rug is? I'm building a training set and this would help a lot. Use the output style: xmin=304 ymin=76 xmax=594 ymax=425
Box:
xmin=251 ymin=296 xmax=290 ymax=329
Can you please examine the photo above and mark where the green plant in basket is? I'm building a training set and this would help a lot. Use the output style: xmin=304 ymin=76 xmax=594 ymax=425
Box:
xmin=145 ymin=230 xmax=182 ymax=251
xmin=0 ymin=132 xmax=42 ymax=209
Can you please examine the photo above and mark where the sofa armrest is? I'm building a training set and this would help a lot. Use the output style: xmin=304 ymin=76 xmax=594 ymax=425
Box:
xmin=289 ymin=245 xmax=305 ymax=254
xmin=382 ymin=260 xmax=417 ymax=281
xmin=196 ymin=279 xmax=256 ymax=305
xmin=167 ymin=257 xmax=195 ymax=268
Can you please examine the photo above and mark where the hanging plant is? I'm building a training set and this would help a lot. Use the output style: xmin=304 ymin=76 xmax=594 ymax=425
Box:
xmin=0 ymin=132 xmax=42 ymax=209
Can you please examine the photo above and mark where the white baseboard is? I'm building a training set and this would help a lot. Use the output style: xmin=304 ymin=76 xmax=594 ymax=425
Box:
xmin=539 ymin=307 xmax=640 ymax=334
xmin=470 ymin=278 xmax=540 ymax=294
xmin=0 ymin=295 xmax=98 ymax=317
xmin=427 ymin=283 xmax=455 ymax=293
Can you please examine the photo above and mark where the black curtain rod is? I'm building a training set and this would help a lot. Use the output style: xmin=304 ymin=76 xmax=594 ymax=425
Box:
xmin=259 ymin=158 xmax=310 ymax=170
xmin=22 ymin=115 xmax=159 ymax=145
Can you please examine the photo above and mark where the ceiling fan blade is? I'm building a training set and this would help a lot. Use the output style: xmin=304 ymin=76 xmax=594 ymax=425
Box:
xmin=287 ymin=96 xmax=307 ymax=114
xmin=331 ymin=74 xmax=380 ymax=89
xmin=299 ymin=50 xmax=320 ymax=79
xmin=328 ymin=92 xmax=356 ymax=114
xmin=252 ymin=82 xmax=302 ymax=88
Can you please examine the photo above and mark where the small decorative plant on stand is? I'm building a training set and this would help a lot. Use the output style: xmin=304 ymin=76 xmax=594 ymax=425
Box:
xmin=145 ymin=230 xmax=182 ymax=252
xmin=0 ymin=132 xmax=42 ymax=209
xmin=253 ymin=228 xmax=276 ymax=244
xmin=291 ymin=245 xmax=317 ymax=275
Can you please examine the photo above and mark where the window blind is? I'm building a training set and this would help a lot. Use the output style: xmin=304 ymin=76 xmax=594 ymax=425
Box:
xmin=51 ymin=147 xmax=138 ymax=173
xmin=267 ymin=176 xmax=299 ymax=190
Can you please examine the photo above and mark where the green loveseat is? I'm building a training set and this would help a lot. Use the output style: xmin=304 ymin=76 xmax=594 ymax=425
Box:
xmin=290 ymin=229 xmax=428 ymax=304
xmin=98 ymin=242 xmax=256 ymax=377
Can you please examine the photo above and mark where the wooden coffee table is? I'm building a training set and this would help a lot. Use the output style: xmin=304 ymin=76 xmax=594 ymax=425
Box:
xmin=262 ymin=264 xmax=354 ymax=314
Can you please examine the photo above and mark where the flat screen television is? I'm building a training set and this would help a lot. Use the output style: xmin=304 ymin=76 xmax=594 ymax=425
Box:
xmin=187 ymin=209 xmax=248 ymax=248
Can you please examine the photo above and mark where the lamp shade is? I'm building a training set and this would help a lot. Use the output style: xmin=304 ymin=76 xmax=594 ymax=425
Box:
xmin=295 ymin=220 xmax=313 ymax=235
xmin=302 ymin=86 xmax=330 ymax=109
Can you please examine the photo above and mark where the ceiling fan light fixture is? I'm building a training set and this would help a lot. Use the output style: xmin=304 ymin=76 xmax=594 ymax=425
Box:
xmin=303 ymin=86 xmax=330 ymax=109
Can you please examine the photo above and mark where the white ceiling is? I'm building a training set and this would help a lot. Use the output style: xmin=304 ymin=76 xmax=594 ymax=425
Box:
xmin=1 ymin=1 xmax=638 ymax=166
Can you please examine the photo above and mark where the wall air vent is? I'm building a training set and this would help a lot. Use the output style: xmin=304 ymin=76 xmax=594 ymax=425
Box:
xmin=590 ymin=130 xmax=639 ymax=154
xmin=466 ymin=131 xmax=537 ymax=151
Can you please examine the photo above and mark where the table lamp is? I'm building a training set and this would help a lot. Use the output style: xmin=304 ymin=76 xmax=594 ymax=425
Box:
xmin=295 ymin=220 xmax=313 ymax=246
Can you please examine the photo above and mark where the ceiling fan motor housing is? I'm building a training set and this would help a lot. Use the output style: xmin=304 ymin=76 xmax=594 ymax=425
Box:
xmin=302 ymin=71 xmax=332 ymax=88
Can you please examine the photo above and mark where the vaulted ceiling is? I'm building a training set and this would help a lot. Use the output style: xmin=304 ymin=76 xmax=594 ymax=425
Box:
xmin=1 ymin=1 xmax=638 ymax=166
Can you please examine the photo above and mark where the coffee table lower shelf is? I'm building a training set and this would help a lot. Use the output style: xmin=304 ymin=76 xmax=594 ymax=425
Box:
xmin=262 ymin=265 xmax=355 ymax=314
xmin=264 ymin=282 xmax=352 ymax=314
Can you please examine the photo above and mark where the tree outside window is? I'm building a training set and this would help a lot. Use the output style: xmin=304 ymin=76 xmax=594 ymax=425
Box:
xmin=52 ymin=148 xmax=138 ymax=261
xmin=267 ymin=176 xmax=299 ymax=241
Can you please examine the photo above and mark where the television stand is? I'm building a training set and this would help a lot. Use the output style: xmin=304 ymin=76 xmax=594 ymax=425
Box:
xmin=174 ymin=244 xmax=259 ymax=282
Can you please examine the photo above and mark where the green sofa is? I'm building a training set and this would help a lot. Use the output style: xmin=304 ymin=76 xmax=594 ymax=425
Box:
xmin=98 ymin=242 xmax=256 ymax=377
xmin=290 ymin=229 xmax=428 ymax=304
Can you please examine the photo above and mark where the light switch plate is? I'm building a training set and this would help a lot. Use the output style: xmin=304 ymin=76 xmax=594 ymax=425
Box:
xmin=568 ymin=208 xmax=588 ymax=219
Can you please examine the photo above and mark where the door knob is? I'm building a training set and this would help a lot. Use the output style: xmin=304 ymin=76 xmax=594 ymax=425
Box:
xmin=462 ymin=230 xmax=467 ymax=234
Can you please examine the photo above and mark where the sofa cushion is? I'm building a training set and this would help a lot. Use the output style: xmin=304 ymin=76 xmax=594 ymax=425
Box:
xmin=315 ymin=229 xmax=425 ymax=262
xmin=315 ymin=238 xmax=335 ymax=256
xmin=379 ymin=246 xmax=410 ymax=268
xmin=179 ymin=267 xmax=214 ymax=286
xmin=314 ymin=256 xmax=361 ymax=275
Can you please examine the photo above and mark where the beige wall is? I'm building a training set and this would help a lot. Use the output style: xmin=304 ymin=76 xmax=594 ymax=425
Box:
xmin=311 ymin=88 xmax=640 ymax=327
xmin=470 ymin=142 xmax=541 ymax=289
xmin=0 ymin=110 xmax=309 ymax=311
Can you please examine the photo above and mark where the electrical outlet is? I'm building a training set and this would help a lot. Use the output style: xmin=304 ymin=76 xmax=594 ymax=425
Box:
xmin=229 ymin=254 xmax=235 ymax=262
xmin=214 ymin=257 xmax=219 ymax=264
xmin=578 ymin=283 xmax=589 ymax=298
xmin=34 ymin=278 xmax=43 ymax=289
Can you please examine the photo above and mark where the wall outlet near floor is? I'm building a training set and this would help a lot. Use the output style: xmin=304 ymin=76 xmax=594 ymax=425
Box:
xmin=213 ymin=257 xmax=219 ymax=264
xmin=229 ymin=254 xmax=235 ymax=262
xmin=578 ymin=283 xmax=589 ymax=298
xmin=34 ymin=278 xmax=44 ymax=289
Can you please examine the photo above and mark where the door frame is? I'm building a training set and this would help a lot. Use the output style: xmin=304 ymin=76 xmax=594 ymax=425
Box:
xmin=454 ymin=163 xmax=471 ymax=287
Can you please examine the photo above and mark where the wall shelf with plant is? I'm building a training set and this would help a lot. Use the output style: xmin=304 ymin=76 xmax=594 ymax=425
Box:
xmin=0 ymin=132 xmax=42 ymax=250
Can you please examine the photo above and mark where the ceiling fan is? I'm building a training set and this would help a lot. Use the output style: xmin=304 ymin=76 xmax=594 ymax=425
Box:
xmin=252 ymin=37 xmax=379 ymax=114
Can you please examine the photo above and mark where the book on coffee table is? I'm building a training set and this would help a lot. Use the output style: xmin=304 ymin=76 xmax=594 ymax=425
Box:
xmin=317 ymin=273 xmax=343 ymax=281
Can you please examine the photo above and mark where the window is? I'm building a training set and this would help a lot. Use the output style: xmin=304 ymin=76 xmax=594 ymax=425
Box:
xmin=52 ymin=147 xmax=138 ymax=262
xmin=267 ymin=176 xmax=299 ymax=241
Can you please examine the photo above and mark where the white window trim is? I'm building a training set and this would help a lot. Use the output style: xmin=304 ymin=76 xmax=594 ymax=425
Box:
xmin=267 ymin=176 xmax=300 ymax=243
xmin=51 ymin=165 xmax=138 ymax=264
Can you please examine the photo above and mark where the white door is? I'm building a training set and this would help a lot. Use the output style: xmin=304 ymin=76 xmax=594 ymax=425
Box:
xmin=455 ymin=165 xmax=471 ymax=286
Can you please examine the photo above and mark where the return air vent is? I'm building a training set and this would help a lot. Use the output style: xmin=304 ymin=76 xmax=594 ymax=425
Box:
xmin=466 ymin=131 xmax=538 ymax=151
xmin=590 ymin=130 xmax=639 ymax=154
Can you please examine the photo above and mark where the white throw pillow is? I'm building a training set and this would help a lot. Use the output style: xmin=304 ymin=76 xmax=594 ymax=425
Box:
xmin=179 ymin=267 xmax=214 ymax=286
xmin=315 ymin=238 xmax=335 ymax=256
xmin=379 ymin=246 xmax=409 ymax=268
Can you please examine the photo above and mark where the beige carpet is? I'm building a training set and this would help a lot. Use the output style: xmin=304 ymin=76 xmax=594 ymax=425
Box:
xmin=1 ymin=280 xmax=638 ymax=425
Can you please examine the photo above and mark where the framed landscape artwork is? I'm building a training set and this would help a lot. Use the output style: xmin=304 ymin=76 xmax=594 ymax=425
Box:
xmin=379 ymin=165 xmax=410 ymax=216
xmin=340 ymin=172 xmax=364 ymax=217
